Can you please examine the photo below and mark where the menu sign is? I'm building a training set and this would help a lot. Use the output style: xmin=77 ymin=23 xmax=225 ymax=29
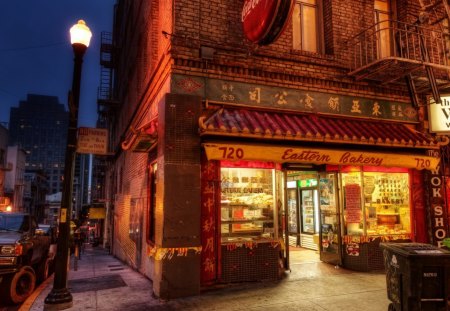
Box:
xmin=345 ymin=184 xmax=361 ymax=223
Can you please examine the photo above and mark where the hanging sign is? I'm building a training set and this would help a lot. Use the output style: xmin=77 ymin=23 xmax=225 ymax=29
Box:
xmin=203 ymin=143 xmax=440 ymax=170
xmin=242 ymin=0 xmax=294 ymax=45
xmin=424 ymin=151 xmax=448 ymax=248
xmin=429 ymin=97 xmax=450 ymax=134
xmin=77 ymin=127 xmax=109 ymax=155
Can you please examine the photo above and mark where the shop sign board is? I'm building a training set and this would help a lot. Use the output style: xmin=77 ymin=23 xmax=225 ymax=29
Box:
xmin=424 ymin=149 xmax=448 ymax=247
xmin=89 ymin=207 xmax=106 ymax=219
xmin=172 ymin=74 xmax=418 ymax=122
xmin=77 ymin=127 xmax=108 ymax=155
xmin=203 ymin=143 xmax=440 ymax=170
xmin=429 ymin=96 xmax=450 ymax=134
xmin=242 ymin=0 xmax=294 ymax=45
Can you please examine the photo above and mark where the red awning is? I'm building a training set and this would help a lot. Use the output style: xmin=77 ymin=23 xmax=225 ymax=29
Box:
xmin=199 ymin=107 xmax=440 ymax=149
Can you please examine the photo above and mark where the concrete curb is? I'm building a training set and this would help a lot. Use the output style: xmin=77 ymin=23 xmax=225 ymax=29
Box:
xmin=18 ymin=275 xmax=54 ymax=311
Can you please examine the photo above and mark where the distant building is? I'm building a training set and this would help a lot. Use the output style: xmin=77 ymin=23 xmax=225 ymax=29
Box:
xmin=4 ymin=145 xmax=26 ymax=212
xmin=24 ymin=170 xmax=48 ymax=221
xmin=73 ymin=153 xmax=91 ymax=219
xmin=0 ymin=124 xmax=12 ymax=211
xmin=8 ymin=94 xmax=69 ymax=194
xmin=45 ymin=192 xmax=62 ymax=225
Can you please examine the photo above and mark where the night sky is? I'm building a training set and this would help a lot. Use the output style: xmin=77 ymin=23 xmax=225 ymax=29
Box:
xmin=0 ymin=1 xmax=116 ymax=128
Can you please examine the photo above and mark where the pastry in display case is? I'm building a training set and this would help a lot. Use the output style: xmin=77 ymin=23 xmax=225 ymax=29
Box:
xmin=220 ymin=167 xmax=276 ymax=243
xmin=363 ymin=172 xmax=410 ymax=236
xmin=221 ymin=193 xmax=275 ymax=242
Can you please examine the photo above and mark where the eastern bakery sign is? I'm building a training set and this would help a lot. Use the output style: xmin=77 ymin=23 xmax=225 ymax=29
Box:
xmin=242 ymin=0 xmax=294 ymax=45
xmin=203 ymin=143 xmax=440 ymax=170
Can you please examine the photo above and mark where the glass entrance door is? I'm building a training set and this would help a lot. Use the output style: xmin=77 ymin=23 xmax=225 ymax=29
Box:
xmin=287 ymin=188 xmax=300 ymax=246
xmin=318 ymin=172 xmax=342 ymax=265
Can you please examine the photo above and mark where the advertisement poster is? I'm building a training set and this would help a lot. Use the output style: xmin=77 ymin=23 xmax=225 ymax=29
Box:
xmin=345 ymin=184 xmax=361 ymax=223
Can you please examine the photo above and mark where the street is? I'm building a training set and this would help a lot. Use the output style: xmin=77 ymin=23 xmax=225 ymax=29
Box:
xmin=21 ymin=245 xmax=392 ymax=311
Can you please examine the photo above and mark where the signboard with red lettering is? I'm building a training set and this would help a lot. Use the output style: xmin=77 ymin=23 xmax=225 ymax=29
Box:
xmin=77 ymin=127 xmax=108 ymax=155
xmin=242 ymin=0 xmax=294 ymax=45
xmin=200 ymin=156 xmax=220 ymax=284
xmin=345 ymin=184 xmax=361 ymax=223
xmin=203 ymin=143 xmax=440 ymax=170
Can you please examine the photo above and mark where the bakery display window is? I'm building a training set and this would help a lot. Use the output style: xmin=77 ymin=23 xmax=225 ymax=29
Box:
xmin=342 ymin=168 xmax=411 ymax=237
xmin=220 ymin=167 xmax=276 ymax=243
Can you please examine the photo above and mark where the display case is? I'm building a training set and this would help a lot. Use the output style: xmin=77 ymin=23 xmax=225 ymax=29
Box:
xmin=221 ymin=203 xmax=274 ymax=242
xmin=341 ymin=169 xmax=412 ymax=272
xmin=220 ymin=167 xmax=276 ymax=243
xmin=301 ymin=190 xmax=318 ymax=234
xmin=364 ymin=172 xmax=411 ymax=236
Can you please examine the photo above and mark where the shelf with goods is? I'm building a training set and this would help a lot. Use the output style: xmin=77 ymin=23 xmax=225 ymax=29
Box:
xmin=302 ymin=203 xmax=315 ymax=234
xmin=364 ymin=202 xmax=410 ymax=236
xmin=221 ymin=202 xmax=274 ymax=242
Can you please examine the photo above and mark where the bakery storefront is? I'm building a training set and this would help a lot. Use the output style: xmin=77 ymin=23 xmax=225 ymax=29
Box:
xmin=197 ymin=98 xmax=441 ymax=284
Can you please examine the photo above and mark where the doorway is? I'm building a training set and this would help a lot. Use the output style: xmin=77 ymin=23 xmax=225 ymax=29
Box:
xmin=284 ymin=170 xmax=342 ymax=269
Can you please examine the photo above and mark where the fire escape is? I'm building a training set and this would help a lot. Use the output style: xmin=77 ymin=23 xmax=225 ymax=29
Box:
xmin=97 ymin=31 xmax=119 ymax=122
xmin=348 ymin=0 xmax=450 ymax=106
xmin=94 ymin=31 xmax=117 ymax=203
xmin=348 ymin=0 xmax=450 ymax=172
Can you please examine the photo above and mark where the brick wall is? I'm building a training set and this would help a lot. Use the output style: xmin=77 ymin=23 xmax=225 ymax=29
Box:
xmin=107 ymin=0 xmax=446 ymax=298
xmin=168 ymin=0 xmax=441 ymax=104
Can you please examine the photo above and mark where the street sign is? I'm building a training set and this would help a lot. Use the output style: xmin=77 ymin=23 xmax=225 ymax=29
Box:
xmin=77 ymin=127 xmax=108 ymax=155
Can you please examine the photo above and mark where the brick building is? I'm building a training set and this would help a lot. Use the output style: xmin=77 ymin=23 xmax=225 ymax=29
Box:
xmin=98 ymin=0 xmax=450 ymax=299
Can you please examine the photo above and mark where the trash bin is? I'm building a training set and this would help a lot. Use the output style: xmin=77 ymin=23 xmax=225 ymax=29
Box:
xmin=380 ymin=242 xmax=450 ymax=311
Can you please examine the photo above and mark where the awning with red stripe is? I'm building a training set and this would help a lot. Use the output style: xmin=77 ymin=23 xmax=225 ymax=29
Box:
xmin=199 ymin=106 xmax=440 ymax=149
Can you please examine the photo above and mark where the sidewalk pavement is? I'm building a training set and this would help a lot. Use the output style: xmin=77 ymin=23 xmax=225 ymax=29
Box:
xmin=22 ymin=245 xmax=391 ymax=311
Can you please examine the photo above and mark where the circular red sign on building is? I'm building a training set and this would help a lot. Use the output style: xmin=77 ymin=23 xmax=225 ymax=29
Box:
xmin=242 ymin=0 xmax=294 ymax=45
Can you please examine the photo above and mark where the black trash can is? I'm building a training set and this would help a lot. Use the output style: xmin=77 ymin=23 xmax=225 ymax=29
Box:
xmin=380 ymin=243 xmax=450 ymax=311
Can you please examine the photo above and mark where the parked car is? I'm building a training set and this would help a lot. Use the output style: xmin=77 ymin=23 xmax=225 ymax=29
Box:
xmin=38 ymin=223 xmax=58 ymax=262
xmin=0 ymin=212 xmax=53 ymax=304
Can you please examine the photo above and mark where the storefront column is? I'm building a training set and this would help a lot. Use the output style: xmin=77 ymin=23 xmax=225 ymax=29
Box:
xmin=411 ymin=170 xmax=428 ymax=243
xmin=152 ymin=93 xmax=202 ymax=299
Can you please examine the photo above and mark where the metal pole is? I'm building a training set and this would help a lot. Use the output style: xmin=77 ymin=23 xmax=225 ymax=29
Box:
xmin=44 ymin=43 xmax=87 ymax=311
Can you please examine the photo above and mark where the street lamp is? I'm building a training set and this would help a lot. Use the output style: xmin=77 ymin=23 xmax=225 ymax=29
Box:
xmin=44 ymin=20 xmax=91 ymax=311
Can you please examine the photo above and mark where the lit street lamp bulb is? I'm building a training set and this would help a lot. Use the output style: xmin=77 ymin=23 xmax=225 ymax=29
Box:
xmin=70 ymin=20 xmax=92 ymax=47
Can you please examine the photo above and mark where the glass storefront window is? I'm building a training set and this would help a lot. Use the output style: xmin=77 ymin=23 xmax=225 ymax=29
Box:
xmin=342 ymin=168 xmax=411 ymax=237
xmin=220 ymin=167 xmax=277 ymax=243
xmin=364 ymin=171 xmax=410 ymax=236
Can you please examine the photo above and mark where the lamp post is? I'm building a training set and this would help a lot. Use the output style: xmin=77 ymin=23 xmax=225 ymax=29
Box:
xmin=44 ymin=20 xmax=92 ymax=311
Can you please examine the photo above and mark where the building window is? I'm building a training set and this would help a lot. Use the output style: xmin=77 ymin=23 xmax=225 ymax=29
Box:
xmin=129 ymin=198 xmax=143 ymax=243
xmin=146 ymin=162 xmax=157 ymax=244
xmin=292 ymin=0 xmax=322 ymax=53
xmin=374 ymin=0 xmax=392 ymax=59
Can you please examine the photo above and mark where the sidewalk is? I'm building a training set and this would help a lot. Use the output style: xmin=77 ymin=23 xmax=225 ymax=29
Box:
xmin=24 ymin=245 xmax=390 ymax=311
